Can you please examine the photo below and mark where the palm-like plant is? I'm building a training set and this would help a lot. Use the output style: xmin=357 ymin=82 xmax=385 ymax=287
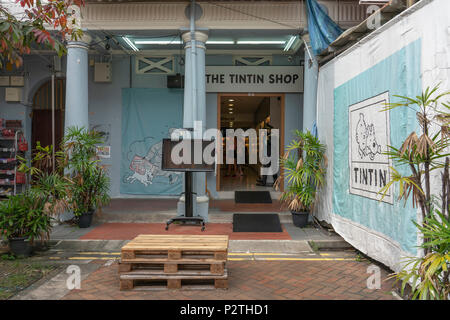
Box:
xmin=380 ymin=85 xmax=450 ymax=300
xmin=380 ymin=85 xmax=450 ymax=223
xmin=17 ymin=142 xmax=70 ymax=220
xmin=275 ymin=130 xmax=327 ymax=212
xmin=62 ymin=127 xmax=110 ymax=217
xmin=394 ymin=210 xmax=450 ymax=300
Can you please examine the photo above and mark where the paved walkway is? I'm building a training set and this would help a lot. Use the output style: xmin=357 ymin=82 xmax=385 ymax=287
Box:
xmin=61 ymin=258 xmax=395 ymax=300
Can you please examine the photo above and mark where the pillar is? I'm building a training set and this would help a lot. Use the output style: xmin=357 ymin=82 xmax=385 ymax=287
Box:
xmin=302 ymin=39 xmax=319 ymax=134
xmin=64 ymin=34 xmax=91 ymax=133
xmin=177 ymin=31 xmax=210 ymax=222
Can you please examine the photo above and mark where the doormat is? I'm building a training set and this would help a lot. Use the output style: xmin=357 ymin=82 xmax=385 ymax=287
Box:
xmin=234 ymin=191 xmax=272 ymax=204
xmin=232 ymin=213 xmax=282 ymax=232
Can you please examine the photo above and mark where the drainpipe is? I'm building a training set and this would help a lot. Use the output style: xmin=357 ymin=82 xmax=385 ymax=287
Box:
xmin=302 ymin=37 xmax=319 ymax=134
xmin=190 ymin=0 xmax=197 ymax=132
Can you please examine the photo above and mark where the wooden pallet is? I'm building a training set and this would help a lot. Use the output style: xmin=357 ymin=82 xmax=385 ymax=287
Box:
xmin=121 ymin=235 xmax=229 ymax=261
xmin=119 ymin=260 xmax=226 ymax=274
xmin=119 ymin=235 xmax=229 ymax=291
xmin=119 ymin=269 xmax=228 ymax=291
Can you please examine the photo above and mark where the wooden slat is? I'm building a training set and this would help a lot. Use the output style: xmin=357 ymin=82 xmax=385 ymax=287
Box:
xmin=121 ymin=257 xmax=226 ymax=264
xmin=120 ymin=269 xmax=228 ymax=280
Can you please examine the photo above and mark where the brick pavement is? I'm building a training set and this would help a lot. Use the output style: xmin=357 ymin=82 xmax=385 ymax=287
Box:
xmin=62 ymin=260 xmax=395 ymax=300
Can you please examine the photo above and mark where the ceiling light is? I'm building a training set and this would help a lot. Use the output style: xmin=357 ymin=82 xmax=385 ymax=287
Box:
xmin=283 ymin=36 xmax=297 ymax=51
xmin=228 ymin=104 xmax=234 ymax=107
xmin=237 ymin=40 xmax=286 ymax=45
xmin=206 ymin=40 xmax=235 ymax=44
xmin=228 ymin=108 xmax=233 ymax=111
xmin=122 ymin=37 xmax=139 ymax=52
xmin=134 ymin=40 xmax=182 ymax=45
xmin=228 ymin=99 xmax=234 ymax=102
xmin=229 ymin=111 xmax=233 ymax=114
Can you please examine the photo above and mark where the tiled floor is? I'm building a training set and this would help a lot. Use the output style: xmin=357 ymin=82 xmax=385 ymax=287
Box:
xmin=219 ymin=165 xmax=275 ymax=191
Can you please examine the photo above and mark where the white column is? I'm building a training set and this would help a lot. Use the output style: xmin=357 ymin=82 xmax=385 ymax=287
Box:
xmin=64 ymin=34 xmax=91 ymax=133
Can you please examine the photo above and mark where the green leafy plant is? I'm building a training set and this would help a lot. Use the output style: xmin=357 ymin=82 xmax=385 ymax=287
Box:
xmin=394 ymin=210 xmax=449 ymax=300
xmin=62 ymin=127 xmax=110 ymax=217
xmin=380 ymin=85 xmax=450 ymax=225
xmin=275 ymin=130 xmax=327 ymax=212
xmin=17 ymin=141 xmax=70 ymax=220
xmin=0 ymin=191 xmax=52 ymax=243
xmin=381 ymin=85 xmax=450 ymax=299
xmin=0 ymin=0 xmax=84 ymax=68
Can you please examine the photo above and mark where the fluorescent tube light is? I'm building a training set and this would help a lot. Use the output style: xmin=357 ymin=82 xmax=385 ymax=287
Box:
xmin=134 ymin=40 xmax=182 ymax=45
xmin=283 ymin=36 xmax=297 ymax=51
xmin=237 ymin=40 xmax=286 ymax=45
xmin=206 ymin=40 xmax=235 ymax=44
xmin=122 ymin=37 xmax=139 ymax=52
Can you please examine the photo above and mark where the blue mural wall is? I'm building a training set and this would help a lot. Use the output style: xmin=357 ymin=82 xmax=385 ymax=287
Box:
xmin=120 ymin=88 xmax=183 ymax=195
xmin=333 ymin=40 xmax=422 ymax=254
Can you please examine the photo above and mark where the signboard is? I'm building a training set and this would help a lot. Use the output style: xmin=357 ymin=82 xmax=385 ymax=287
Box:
xmin=205 ymin=66 xmax=303 ymax=93
xmin=348 ymin=92 xmax=393 ymax=204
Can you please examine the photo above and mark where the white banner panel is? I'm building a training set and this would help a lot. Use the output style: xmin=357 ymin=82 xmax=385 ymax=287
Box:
xmin=348 ymin=92 xmax=393 ymax=204
xmin=205 ymin=66 xmax=303 ymax=93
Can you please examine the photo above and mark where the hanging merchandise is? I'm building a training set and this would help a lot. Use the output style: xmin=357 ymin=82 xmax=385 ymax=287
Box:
xmin=18 ymin=135 xmax=28 ymax=152
xmin=15 ymin=172 xmax=26 ymax=184
xmin=2 ymin=129 xmax=15 ymax=137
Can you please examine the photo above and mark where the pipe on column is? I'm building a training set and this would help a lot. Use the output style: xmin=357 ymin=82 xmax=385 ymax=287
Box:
xmin=302 ymin=39 xmax=319 ymax=134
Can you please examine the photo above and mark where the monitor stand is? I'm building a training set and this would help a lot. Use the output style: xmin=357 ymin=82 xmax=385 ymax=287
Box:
xmin=165 ymin=171 xmax=206 ymax=231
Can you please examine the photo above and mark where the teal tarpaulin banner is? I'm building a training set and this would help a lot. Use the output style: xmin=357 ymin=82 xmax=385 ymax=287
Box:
xmin=333 ymin=40 xmax=422 ymax=255
xmin=120 ymin=88 xmax=183 ymax=195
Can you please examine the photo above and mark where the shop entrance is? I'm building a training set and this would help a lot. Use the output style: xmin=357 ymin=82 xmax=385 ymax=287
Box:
xmin=217 ymin=93 xmax=284 ymax=192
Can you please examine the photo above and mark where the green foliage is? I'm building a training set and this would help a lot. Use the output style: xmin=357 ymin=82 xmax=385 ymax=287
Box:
xmin=0 ymin=0 xmax=84 ymax=68
xmin=381 ymin=85 xmax=450 ymax=300
xmin=62 ymin=127 xmax=110 ymax=216
xmin=394 ymin=210 xmax=450 ymax=300
xmin=276 ymin=130 xmax=327 ymax=212
xmin=0 ymin=191 xmax=52 ymax=242
xmin=379 ymin=85 xmax=450 ymax=220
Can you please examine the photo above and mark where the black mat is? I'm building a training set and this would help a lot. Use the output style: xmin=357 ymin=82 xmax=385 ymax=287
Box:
xmin=233 ymin=213 xmax=282 ymax=232
xmin=235 ymin=191 xmax=272 ymax=204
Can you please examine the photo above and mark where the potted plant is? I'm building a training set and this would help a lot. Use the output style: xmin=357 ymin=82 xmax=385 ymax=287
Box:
xmin=275 ymin=130 xmax=327 ymax=228
xmin=62 ymin=127 xmax=110 ymax=228
xmin=0 ymin=191 xmax=53 ymax=257
xmin=0 ymin=145 xmax=71 ymax=256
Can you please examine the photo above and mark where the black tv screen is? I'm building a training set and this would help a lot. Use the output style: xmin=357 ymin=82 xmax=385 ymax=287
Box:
xmin=161 ymin=138 xmax=215 ymax=172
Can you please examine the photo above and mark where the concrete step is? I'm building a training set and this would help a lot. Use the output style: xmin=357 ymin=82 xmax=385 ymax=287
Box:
xmin=95 ymin=210 xmax=293 ymax=224
xmin=45 ymin=239 xmax=313 ymax=254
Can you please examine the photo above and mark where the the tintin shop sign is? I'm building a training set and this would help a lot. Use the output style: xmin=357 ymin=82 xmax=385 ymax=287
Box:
xmin=349 ymin=92 xmax=393 ymax=204
xmin=205 ymin=66 xmax=303 ymax=93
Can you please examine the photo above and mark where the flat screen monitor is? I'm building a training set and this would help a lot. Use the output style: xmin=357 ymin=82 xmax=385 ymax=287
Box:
xmin=161 ymin=138 xmax=215 ymax=172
